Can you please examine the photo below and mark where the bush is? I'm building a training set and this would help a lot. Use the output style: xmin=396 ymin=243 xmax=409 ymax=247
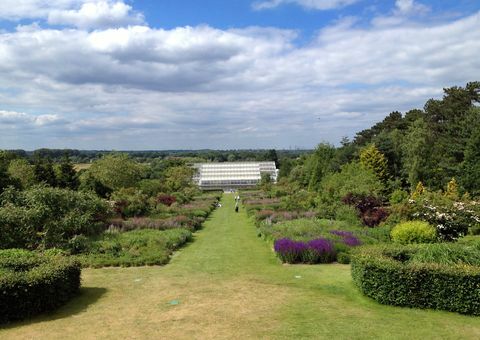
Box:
xmin=391 ymin=221 xmax=437 ymax=244
xmin=75 ymin=229 xmax=192 ymax=268
xmin=342 ymin=193 xmax=389 ymax=227
xmin=0 ymin=186 xmax=111 ymax=249
xmin=274 ymin=238 xmax=336 ymax=264
xmin=399 ymin=191 xmax=479 ymax=241
xmin=111 ymin=188 xmax=150 ymax=218
xmin=351 ymin=244 xmax=480 ymax=315
xmin=337 ymin=252 xmax=350 ymax=264
xmin=0 ymin=249 xmax=81 ymax=323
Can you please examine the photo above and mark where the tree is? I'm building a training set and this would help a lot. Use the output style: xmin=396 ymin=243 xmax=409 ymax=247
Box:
xmin=7 ymin=159 xmax=36 ymax=189
xmin=56 ymin=155 xmax=79 ymax=190
xmin=265 ymin=149 xmax=279 ymax=167
xmin=0 ymin=151 xmax=19 ymax=193
xmin=402 ymin=119 xmax=431 ymax=188
xmin=33 ymin=156 xmax=57 ymax=187
xmin=359 ymin=144 xmax=389 ymax=184
xmin=85 ymin=154 xmax=145 ymax=191
xmin=445 ymin=178 xmax=459 ymax=200
xmin=305 ymin=143 xmax=336 ymax=191
xmin=164 ymin=165 xmax=194 ymax=192
xmin=460 ymin=128 xmax=480 ymax=197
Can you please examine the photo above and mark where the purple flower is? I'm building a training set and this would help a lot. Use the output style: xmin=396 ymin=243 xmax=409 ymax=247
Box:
xmin=307 ymin=238 xmax=335 ymax=253
xmin=343 ymin=236 xmax=361 ymax=247
xmin=274 ymin=238 xmax=308 ymax=263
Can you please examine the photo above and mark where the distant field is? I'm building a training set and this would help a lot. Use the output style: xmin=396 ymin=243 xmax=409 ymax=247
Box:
xmin=74 ymin=163 xmax=92 ymax=171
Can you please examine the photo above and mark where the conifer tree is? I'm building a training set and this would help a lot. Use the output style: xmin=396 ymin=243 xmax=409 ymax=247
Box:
xmin=359 ymin=144 xmax=389 ymax=184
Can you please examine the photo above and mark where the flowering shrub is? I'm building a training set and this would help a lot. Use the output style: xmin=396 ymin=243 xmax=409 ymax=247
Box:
xmin=406 ymin=192 xmax=480 ymax=241
xmin=274 ymin=238 xmax=336 ymax=264
xmin=330 ymin=230 xmax=362 ymax=247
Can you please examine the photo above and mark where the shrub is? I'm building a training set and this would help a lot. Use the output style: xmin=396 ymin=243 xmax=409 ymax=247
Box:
xmin=0 ymin=186 xmax=111 ymax=249
xmin=351 ymin=244 xmax=480 ymax=315
xmin=403 ymin=191 xmax=479 ymax=241
xmin=0 ymin=249 xmax=81 ymax=323
xmin=156 ymin=194 xmax=177 ymax=207
xmin=75 ymin=229 xmax=192 ymax=268
xmin=337 ymin=252 xmax=350 ymax=264
xmin=390 ymin=189 xmax=409 ymax=205
xmin=342 ymin=193 xmax=389 ymax=227
xmin=391 ymin=221 xmax=437 ymax=244
xmin=274 ymin=238 xmax=335 ymax=264
xmin=111 ymin=188 xmax=150 ymax=218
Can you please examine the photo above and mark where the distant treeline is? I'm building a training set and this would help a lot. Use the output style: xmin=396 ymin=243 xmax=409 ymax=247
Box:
xmin=4 ymin=149 xmax=310 ymax=164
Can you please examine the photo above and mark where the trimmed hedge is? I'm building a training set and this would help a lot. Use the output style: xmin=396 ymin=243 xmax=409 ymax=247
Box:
xmin=351 ymin=245 xmax=480 ymax=315
xmin=0 ymin=249 xmax=81 ymax=323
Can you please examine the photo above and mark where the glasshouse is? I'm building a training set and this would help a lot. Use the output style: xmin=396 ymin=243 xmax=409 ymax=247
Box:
xmin=193 ymin=162 xmax=278 ymax=190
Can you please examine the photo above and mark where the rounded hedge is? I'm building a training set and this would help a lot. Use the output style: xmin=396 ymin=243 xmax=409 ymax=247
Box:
xmin=0 ymin=249 xmax=81 ymax=323
xmin=351 ymin=245 xmax=480 ymax=315
xmin=391 ymin=221 xmax=437 ymax=244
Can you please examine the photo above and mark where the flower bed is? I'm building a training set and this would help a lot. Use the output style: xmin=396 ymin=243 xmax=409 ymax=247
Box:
xmin=274 ymin=238 xmax=336 ymax=264
xmin=351 ymin=244 xmax=480 ymax=315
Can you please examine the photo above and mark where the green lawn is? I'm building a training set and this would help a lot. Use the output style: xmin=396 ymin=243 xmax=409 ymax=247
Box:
xmin=2 ymin=195 xmax=480 ymax=339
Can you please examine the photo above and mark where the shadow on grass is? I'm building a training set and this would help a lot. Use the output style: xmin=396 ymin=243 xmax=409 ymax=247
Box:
xmin=1 ymin=287 xmax=107 ymax=329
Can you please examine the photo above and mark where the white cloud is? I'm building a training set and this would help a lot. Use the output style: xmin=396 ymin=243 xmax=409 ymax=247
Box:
xmin=0 ymin=3 xmax=479 ymax=149
xmin=0 ymin=110 xmax=61 ymax=126
xmin=252 ymin=0 xmax=359 ymax=11
xmin=372 ymin=0 xmax=430 ymax=27
xmin=395 ymin=0 xmax=429 ymax=15
xmin=48 ymin=1 xmax=144 ymax=29
xmin=0 ymin=0 xmax=143 ymax=29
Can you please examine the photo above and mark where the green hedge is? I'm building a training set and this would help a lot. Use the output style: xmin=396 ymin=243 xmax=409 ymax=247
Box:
xmin=0 ymin=249 xmax=81 ymax=323
xmin=351 ymin=245 xmax=480 ymax=315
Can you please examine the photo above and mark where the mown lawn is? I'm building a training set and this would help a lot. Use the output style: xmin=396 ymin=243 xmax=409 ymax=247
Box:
xmin=1 ymin=195 xmax=480 ymax=339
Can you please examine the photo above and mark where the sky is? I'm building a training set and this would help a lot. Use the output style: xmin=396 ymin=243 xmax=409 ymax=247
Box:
xmin=0 ymin=0 xmax=479 ymax=150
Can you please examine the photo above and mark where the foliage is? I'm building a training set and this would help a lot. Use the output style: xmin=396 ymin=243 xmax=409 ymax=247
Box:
xmin=315 ymin=162 xmax=384 ymax=219
xmin=359 ymin=144 xmax=389 ymax=184
xmin=351 ymin=244 xmax=480 ymax=315
xmin=74 ymin=229 xmax=192 ymax=268
xmin=402 ymin=118 xmax=431 ymax=188
xmin=164 ymin=165 xmax=194 ymax=192
xmin=156 ymin=194 xmax=177 ymax=207
xmin=406 ymin=191 xmax=479 ymax=241
xmin=33 ymin=156 xmax=57 ymax=187
xmin=342 ymin=193 xmax=389 ymax=227
xmin=460 ymin=126 xmax=480 ymax=197
xmin=137 ymin=179 xmax=165 ymax=197
xmin=0 ymin=186 xmax=111 ymax=249
xmin=389 ymin=189 xmax=408 ymax=205
xmin=111 ymin=188 xmax=150 ymax=218
xmin=274 ymin=238 xmax=336 ymax=264
xmin=78 ymin=170 xmax=112 ymax=198
xmin=390 ymin=221 xmax=437 ymax=244
xmin=0 ymin=249 xmax=81 ymax=323
xmin=305 ymin=143 xmax=336 ymax=191
xmin=280 ymin=189 xmax=315 ymax=211
xmin=85 ymin=154 xmax=145 ymax=192
xmin=7 ymin=158 xmax=36 ymax=189
xmin=55 ymin=155 xmax=79 ymax=190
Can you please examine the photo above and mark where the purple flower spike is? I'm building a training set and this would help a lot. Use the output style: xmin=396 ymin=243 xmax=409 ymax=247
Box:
xmin=343 ymin=236 xmax=361 ymax=247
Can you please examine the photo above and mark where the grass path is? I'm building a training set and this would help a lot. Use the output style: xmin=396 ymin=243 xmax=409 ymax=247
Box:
xmin=2 ymin=195 xmax=480 ymax=339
